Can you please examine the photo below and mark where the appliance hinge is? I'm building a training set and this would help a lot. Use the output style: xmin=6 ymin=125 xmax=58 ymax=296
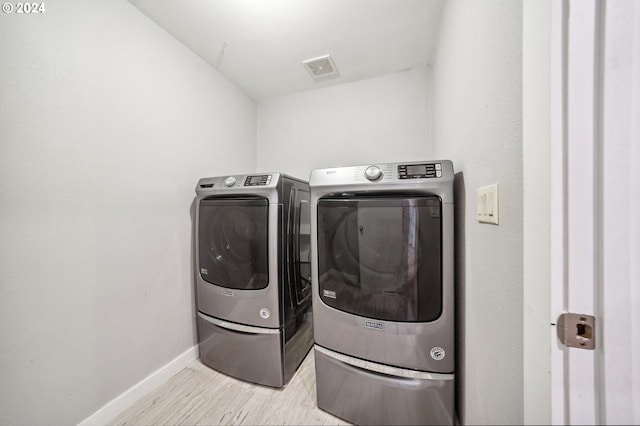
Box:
xmin=555 ymin=313 xmax=596 ymax=350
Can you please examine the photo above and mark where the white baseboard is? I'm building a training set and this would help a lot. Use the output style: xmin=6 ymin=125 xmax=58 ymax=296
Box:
xmin=78 ymin=345 xmax=198 ymax=426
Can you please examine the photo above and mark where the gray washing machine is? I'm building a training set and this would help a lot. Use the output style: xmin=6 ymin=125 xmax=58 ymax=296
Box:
xmin=310 ymin=160 xmax=455 ymax=425
xmin=195 ymin=173 xmax=313 ymax=388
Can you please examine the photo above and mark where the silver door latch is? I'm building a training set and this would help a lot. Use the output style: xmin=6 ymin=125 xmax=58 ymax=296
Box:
xmin=556 ymin=313 xmax=596 ymax=350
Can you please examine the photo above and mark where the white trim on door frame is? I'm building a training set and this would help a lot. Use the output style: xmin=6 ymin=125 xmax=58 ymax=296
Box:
xmin=550 ymin=0 xmax=640 ymax=424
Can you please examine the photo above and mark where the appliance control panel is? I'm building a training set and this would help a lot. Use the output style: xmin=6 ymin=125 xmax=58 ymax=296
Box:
xmin=196 ymin=173 xmax=284 ymax=193
xmin=398 ymin=163 xmax=443 ymax=179
xmin=309 ymin=160 xmax=453 ymax=201
xmin=343 ymin=162 xmax=448 ymax=184
xmin=243 ymin=174 xmax=272 ymax=186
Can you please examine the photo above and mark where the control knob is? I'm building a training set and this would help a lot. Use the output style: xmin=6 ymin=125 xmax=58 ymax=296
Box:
xmin=224 ymin=176 xmax=236 ymax=187
xmin=364 ymin=165 xmax=382 ymax=181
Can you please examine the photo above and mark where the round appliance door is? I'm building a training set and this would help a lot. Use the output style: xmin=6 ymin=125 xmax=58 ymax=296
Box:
xmin=198 ymin=196 xmax=269 ymax=290
xmin=317 ymin=195 xmax=442 ymax=322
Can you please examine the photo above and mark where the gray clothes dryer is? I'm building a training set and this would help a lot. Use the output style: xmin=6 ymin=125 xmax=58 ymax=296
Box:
xmin=195 ymin=173 xmax=313 ymax=388
xmin=310 ymin=160 xmax=455 ymax=425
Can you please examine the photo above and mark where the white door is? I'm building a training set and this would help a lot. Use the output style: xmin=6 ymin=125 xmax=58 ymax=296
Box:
xmin=550 ymin=0 xmax=640 ymax=424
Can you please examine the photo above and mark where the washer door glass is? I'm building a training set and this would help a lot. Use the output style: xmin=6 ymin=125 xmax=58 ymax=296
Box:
xmin=199 ymin=197 xmax=269 ymax=290
xmin=317 ymin=195 xmax=442 ymax=322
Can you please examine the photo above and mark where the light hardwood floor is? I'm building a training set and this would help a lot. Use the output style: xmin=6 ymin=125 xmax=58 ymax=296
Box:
xmin=110 ymin=350 xmax=350 ymax=425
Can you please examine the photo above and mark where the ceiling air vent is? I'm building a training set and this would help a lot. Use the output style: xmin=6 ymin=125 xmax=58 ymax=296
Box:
xmin=302 ymin=55 xmax=340 ymax=82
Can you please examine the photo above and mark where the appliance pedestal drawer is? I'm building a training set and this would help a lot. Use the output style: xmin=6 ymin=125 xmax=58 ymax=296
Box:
xmin=197 ymin=312 xmax=284 ymax=388
xmin=314 ymin=346 xmax=454 ymax=425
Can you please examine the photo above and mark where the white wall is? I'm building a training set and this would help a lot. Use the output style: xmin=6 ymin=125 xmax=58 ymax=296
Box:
xmin=0 ymin=1 xmax=256 ymax=424
xmin=257 ymin=67 xmax=430 ymax=179
xmin=430 ymin=1 xmax=523 ymax=424
xmin=522 ymin=0 xmax=551 ymax=424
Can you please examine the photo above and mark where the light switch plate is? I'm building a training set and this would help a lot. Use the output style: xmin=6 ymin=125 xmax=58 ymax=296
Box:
xmin=477 ymin=184 xmax=499 ymax=224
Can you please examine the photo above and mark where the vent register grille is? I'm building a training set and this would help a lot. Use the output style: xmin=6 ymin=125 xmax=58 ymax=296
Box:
xmin=302 ymin=54 xmax=340 ymax=81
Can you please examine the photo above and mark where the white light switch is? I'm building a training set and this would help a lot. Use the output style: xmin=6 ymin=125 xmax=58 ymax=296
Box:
xmin=477 ymin=184 xmax=499 ymax=224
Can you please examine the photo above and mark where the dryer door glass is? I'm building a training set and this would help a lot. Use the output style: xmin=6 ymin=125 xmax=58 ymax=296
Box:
xmin=199 ymin=197 xmax=269 ymax=290
xmin=317 ymin=195 xmax=442 ymax=322
xmin=284 ymin=183 xmax=312 ymax=309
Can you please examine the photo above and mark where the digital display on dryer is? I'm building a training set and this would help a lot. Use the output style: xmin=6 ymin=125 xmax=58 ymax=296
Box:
xmin=398 ymin=163 xmax=442 ymax=179
xmin=406 ymin=165 xmax=428 ymax=175
xmin=244 ymin=175 xmax=272 ymax=186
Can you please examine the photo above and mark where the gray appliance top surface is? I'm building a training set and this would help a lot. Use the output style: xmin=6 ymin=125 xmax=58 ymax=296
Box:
xmin=195 ymin=172 xmax=307 ymax=197
xmin=309 ymin=160 xmax=454 ymax=203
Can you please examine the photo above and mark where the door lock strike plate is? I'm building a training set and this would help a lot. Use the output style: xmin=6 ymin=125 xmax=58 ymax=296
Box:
xmin=556 ymin=313 xmax=596 ymax=350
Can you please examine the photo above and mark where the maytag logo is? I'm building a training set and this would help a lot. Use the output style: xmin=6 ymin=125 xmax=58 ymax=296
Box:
xmin=365 ymin=320 xmax=385 ymax=330
xmin=222 ymin=289 xmax=234 ymax=296
xmin=323 ymin=289 xmax=337 ymax=299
